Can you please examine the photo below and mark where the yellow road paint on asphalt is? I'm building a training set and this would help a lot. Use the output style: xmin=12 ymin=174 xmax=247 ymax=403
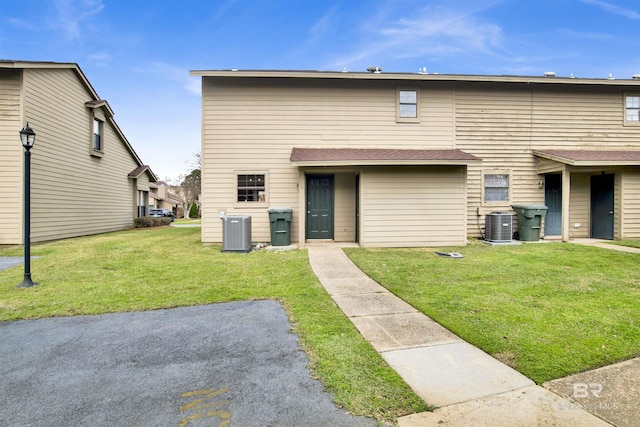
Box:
xmin=178 ymin=386 xmax=231 ymax=426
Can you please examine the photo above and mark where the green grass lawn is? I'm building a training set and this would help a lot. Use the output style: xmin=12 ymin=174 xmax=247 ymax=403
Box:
xmin=344 ymin=242 xmax=640 ymax=384
xmin=609 ymin=239 xmax=640 ymax=249
xmin=0 ymin=227 xmax=427 ymax=424
xmin=173 ymin=218 xmax=201 ymax=224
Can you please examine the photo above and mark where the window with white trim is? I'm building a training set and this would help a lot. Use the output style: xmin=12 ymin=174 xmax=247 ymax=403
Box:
xmin=93 ymin=118 xmax=103 ymax=151
xmin=397 ymin=88 xmax=419 ymax=122
xmin=483 ymin=173 xmax=510 ymax=203
xmin=237 ymin=174 xmax=266 ymax=202
xmin=625 ymin=95 xmax=640 ymax=123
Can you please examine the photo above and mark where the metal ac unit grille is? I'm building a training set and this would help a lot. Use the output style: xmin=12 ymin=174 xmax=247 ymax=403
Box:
xmin=485 ymin=212 xmax=513 ymax=242
xmin=222 ymin=216 xmax=252 ymax=252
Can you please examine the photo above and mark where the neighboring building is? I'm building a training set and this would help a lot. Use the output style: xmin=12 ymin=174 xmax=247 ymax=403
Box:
xmin=191 ymin=69 xmax=640 ymax=247
xmin=150 ymin=181 xmax=180 ymax=215
xmin=0 ymin=60 xmax=156 ymax=245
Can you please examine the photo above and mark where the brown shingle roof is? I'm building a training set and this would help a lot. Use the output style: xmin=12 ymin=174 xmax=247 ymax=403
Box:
xmin=128 ymin=165 xmax=151 ymax=178
xmin=290 ymin=148 xmax=479 ymax=165
xmin=533 ymin=149 xmax=640 ymax=165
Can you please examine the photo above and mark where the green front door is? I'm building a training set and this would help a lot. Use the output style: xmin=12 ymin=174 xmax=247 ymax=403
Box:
xmin=306 ymin=175 xmax=334 ymax=239
xmin=544 ymin=174 xmax=562 ymax=236
xmin=591 ymin=174 xmax=614 ymax=240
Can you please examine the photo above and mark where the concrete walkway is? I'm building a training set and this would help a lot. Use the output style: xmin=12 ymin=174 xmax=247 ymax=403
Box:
xmin=307 ymin=245 xmax=612 ymax=426
xmin=569 ymin=238 xmax=640 ymax=254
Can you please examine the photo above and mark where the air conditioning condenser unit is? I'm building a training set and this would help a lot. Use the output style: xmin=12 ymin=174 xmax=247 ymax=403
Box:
xmin=222 ymin=215 xmax=252 ymax=252
xmin=485 ymin=212 xmax=513 ymax=242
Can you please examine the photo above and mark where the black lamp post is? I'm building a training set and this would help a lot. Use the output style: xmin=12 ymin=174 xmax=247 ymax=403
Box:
xmin=17 ymin=122 xmax=37 ymax=288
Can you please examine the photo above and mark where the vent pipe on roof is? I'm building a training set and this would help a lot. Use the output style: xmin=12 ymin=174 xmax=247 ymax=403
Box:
xmin=543 ymin=71 xmax=556 ymax=77
xmin=367 ymin=66 xmax=382 ymax=73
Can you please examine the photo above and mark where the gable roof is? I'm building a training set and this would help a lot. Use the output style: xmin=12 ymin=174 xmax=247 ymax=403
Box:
xmin=290 ymin=148 xmax=480 ymax=167
xmin=1 ymin=60 xmax=155 ymax=179
xmin=128 ymin=165 xmax=154 ymax=178
xmin=84 ymin=99 xmax=112 ymax=117
xmin=534 ymin=149 xmax=640 ymax=166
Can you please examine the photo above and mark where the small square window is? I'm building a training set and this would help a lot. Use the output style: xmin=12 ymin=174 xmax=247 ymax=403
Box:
xmin=397 ymin=88 xmax=419 ymax=122
xmin=237 ymin=174 xmax=266 ymax=202
xmin=399 ymin=90 xmax=417 ymax=118
xmin=484 ymin=173 xmax=510 ymax=202
xmin=625 ymin=95 xmax=640 ymax=123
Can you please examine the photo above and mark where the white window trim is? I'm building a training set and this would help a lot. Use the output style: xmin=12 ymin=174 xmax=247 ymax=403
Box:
xmin=234 ymin=171 xmax=268 ymax=208
xmin=90 ymin=111 xmax=105 ymax=158
xmin=396 ymin=87 xmax=420 ymax=123
xmin=624 ymin=93 xmax=640 ymax=126
xmin=481 ymin=169 xmax=512 ymax=206
xmin=93 ymin=118 xmax=103 ymax=151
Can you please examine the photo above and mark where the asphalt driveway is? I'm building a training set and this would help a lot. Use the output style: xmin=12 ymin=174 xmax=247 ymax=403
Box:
xmin=0 ymin=301 xmax=376 ymax=427
xmin=0 ymin=257 xmax=29 ymax=271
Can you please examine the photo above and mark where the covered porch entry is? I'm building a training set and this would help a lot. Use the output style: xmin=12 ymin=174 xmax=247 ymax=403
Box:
xmin=535 ymin=149 xmax=640 ymax=241
xmin=290 ymin=147 xmax=480 ymax=248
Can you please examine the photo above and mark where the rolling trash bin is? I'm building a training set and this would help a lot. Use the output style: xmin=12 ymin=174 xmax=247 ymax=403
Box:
xmin=268 ymin=208 xmax=293 ymax=246
xmin=511 ymin=204 xmax=548 ymax=241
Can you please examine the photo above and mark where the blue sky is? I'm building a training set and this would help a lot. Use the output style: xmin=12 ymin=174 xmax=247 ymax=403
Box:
xmin=2 ymin=0 xmax=640 ymax=181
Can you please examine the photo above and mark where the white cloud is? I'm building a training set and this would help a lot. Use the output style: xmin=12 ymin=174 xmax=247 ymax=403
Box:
xmin=149 ymin=62 xmax=201 ymax=96
xmin=331 ymin=3 xmax=504 ymax=69
xmin=581 ymin=0 xmax=640 ymax=20
xmin=7 ymin=17 xmax=41 ymax=32
xmin=310 ymin=8 xmax=337 ymax=40
xmin=382 ymin=10 xmax=502 ymax=55
xmin=88 ymin=51 xmax=111 ymax=66
xmin=50 ymin=0 xmax=105 ymax=39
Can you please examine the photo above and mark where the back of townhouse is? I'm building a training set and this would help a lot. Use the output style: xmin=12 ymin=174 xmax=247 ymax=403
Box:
xmin=194 ymin=70 xmax=640 ymax=247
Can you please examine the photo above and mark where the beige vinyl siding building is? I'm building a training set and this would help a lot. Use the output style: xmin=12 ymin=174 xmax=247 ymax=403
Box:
xmin=0 ymin=69 xmax=23 ymax=244
xmin=192 ymin=69 xmax=640 ymax=247
xmin=0 ymin=61 xmax=155 ymax=245
xmin=149 ymin=181 xmax=180 ymax=214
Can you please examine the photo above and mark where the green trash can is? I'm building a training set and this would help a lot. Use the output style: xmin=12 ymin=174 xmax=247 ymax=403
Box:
xmin=511 ymin=204 xmax=548 ymax=241
xmin=268 ymin=208 xmax=293 ymax=246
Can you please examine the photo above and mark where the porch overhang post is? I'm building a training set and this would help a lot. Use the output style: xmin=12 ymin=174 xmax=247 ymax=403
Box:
xmin=297 ymin=169 xmax=306 ymax=247
xmin=561 ymin=166 xmax=571 ymax=242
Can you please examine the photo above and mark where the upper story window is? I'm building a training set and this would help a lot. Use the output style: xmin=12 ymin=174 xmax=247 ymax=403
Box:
xmin=397 ymin=88 xmax=420 ymax=123
xmin=85 ymin=100 xmax=109 ymax=158
xmin=93 ymin=118 xmax=103 ymax=151
xmin=625 ymin=95 xmax=640 ymax=123
xmin=237 ymin=174 xmax=266 ymax=202
xmin=483 ymin=172 xmax=510 ymax=203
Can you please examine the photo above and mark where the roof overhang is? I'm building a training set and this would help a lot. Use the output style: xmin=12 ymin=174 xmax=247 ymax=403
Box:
xmin=533 ymin=149 xmax=640 ymax=166
xmin=190 ymin=69 xmax=640 ymax=87
xmin=128 ymin=165 xmax=157 ymax=180
xmin=0 ymin=60 xmax=153 ymax=172
xmin=290 ymin=148 xmax=480 ymax=167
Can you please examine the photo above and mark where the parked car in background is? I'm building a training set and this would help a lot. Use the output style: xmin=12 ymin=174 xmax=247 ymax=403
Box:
xmin=149 ymin=208 xmax=175 ymax=221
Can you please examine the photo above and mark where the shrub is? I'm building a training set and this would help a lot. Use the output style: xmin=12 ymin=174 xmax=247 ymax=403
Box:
xmin=133 ymin=217 xmax=171 ymax=228
xmin=188 ymin=203 xmax=200 ymax=218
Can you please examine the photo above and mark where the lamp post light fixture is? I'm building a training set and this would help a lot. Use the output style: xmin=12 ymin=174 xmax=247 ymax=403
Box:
xmin=17 ymin=122 xmax=37 ymax=288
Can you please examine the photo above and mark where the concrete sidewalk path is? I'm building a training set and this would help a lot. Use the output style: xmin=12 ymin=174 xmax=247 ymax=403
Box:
xmin=307 ymin=245 xmax=610 ymax=426
xmin=569 ymin=238 xmax=640 ymax=254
